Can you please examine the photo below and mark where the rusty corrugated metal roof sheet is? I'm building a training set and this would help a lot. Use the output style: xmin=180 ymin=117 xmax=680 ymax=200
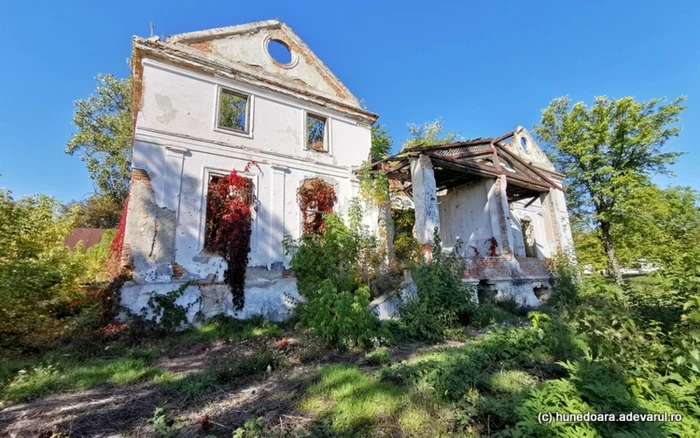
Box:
xmin=64 ymin=228 xmax=105 ymax=250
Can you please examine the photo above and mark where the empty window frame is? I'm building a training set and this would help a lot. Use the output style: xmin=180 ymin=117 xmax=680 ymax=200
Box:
xmin=298 ymin=178 xmax=335 ymax=234
xmin=306 ymin=113 xmax=327 ymax=152
xmin=217 ymin=89 xmax=250 ymax=133
xmin=203 ymin=174 xmax=254 ymax=252
xmin=521 ymin=218 xmax=538 ymax=258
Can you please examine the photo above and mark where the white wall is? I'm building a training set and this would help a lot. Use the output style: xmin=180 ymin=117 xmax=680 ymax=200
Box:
xmin=129 ymin=58 xmax=375 ymax=282
xmin=438 ymin=180 xmax=494 ymax=257
xmin=509 ymin=197 xmax=551 ymax=258
xmin=137 ymin=60 xmax=371 ymax=167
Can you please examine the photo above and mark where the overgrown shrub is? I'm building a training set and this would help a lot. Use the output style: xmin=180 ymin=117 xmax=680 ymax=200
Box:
xmin=501 ymin=256 xmax=700 ymax=436
xmin=0 ymin=190 xmax=110 ymax=350
xmin=285 ymin=212 xmax=383 ymax=348
xmin=284 ymin=214 xmax=362 ymax=297
xmin=397 ymin=231 xmax=477 ymax=341
xmin=298 ymin=280 xmax=378 ymax=348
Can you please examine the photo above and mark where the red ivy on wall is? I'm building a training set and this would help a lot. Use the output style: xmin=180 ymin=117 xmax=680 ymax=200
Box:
xmin=205 ymin=170 xmax=255 ymax=310
xmin=298 ymin=178 xmax=336 ymax=234
xmin=106 ymin=194 xmax=130 ymax=279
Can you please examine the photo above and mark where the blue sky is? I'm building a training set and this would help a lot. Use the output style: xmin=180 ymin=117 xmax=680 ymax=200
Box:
xmin=1 ymin=0 xmax=698 ymax=202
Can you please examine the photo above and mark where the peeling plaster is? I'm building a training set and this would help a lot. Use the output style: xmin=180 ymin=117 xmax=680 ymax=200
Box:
xmin=155 ymin=94 xmax=177 ymax=124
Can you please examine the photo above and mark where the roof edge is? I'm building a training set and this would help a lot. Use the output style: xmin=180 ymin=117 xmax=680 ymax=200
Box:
xmin=166 ymin=19 xmax=281 ymax=44
xmin=132 ymin=37 xmax=378 ymax=124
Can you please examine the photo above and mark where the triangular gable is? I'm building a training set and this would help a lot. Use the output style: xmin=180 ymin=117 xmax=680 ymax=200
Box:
xmin=498 ymin=127 xmax=556 ymax=172
xmin=165 ymin=19 xmax=360 ymax=107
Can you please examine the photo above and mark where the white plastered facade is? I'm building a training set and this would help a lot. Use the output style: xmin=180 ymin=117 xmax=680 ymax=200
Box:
xmin=120 ymin=20 xmax=378 ymax=323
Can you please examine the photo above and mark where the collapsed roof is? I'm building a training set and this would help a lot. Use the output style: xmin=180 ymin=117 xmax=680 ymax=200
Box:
xmin=372 ymin=127 xmax=563 ymax=203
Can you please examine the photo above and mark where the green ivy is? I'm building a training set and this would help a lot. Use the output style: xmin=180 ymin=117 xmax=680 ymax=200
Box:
xmin=143 ymin=281 xmax=197 ymax=330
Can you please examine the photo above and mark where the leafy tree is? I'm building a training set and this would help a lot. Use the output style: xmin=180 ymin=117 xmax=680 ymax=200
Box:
xmin=0 ymin=191 xmax=79 ymax=346
xmin=613 ymin=184 xmax=700 ymax=267
xmin=66 ymin=193 xmax=124 ymax=229
xmin=66 ymin=73 xmax=132 ymax=201
xmin=370 ymin=124 xmax=393 ymax=160
xmin=535 ymin=96 xmax=686 ymax=284
xmin=402 ymin=117 xmax=460 ymax=150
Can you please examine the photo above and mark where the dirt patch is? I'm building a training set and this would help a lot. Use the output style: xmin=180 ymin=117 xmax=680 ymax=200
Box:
xmin=0 ymin=334 xmax=462 ymax=437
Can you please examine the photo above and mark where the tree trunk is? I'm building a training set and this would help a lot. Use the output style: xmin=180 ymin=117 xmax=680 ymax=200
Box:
xmin=600 ymin=221 xmax=623 ymax=285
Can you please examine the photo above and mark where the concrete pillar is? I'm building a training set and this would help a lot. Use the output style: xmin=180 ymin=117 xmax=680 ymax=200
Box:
xmin=269 ymin=164 xmax=288 ymax=269
xmin=539 ymin=188 xmax=575 ymax=256
xmin=410 ymin=154 xmax=440 ymax=244
xmin=485 ymin=175 xmax=515 ymax=256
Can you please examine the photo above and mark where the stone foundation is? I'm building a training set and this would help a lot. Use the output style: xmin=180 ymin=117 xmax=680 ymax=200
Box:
xmin=120 ymin=268 xmax=302 ymax=324
xmin=464 ymin=256 xmax=551 ymax=307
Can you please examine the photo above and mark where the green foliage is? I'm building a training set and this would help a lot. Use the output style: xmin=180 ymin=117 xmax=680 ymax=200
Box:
xmin=233 ymin=417 xmax=265 ymax=438
xmin=143 ymin=281 xmax=196 ymax=330
xmin=535 ymin=95 xmax=687 ymax=282
xmin=364 ymin=347 xmax=390 ymax=366
xmin=66 ymin=193 xmax=124 ymax=229
xmin=0 ymin=190 xmax=102 ymax=348
xmin=298 ymin=280 xmax=378 ymax=348
xmin=302 ymin=365 xmax=445 ymax=437
xmin=392 ymin=208 xmax=420 ymax=263
xmin=72 ymin=229 xmax=115 ymax=285
xmin=573 ymin=185 xmax=700 ymax=269
xmin=397 ymin=231 xmax=477 ymax=341
xmin=150 ymin=407 xmax=178 ymax=438
xmin=182 ymin=314 xmax=282 ymax=343
xmin=216 ymin=353 xmax=274 ymax=382
xmin=284 ymin=214 xmax=363 ymax=297
xmin=402 ymin=117 xmax=460 ymax=150
xmin=393 ymin=233 xmax=420 ymax=263
xmin=218 ymin=90 xmax=248 ymax=132
xmin=66 ymin=73 xmax=132 ymax=201
xmin=1 ymin=355 xmax=163 ymax=403
xmin=370 ymin=124 xmax=393 ymax=161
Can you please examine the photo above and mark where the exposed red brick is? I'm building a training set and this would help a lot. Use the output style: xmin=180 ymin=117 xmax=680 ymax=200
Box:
xmin=172 ymin=262 xmax=186 ymax=279
xmin=131 ymin=169 xmax=152 ymax=187
xmin=190 ymin=40 xmax=212 ymax=53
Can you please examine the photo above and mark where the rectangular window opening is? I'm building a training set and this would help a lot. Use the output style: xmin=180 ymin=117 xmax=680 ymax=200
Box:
xmin=218 ymin=89 xmax=249 ymax=133
xmin=203 ymin=175 xmax=223 ymax=253
xmin=306 ymin=113 xmax=327 ymax=152
xmin=203 ymin=174 xmax=254 ymax=253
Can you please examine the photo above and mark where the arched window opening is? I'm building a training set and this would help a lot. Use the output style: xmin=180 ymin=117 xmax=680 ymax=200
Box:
xmin=298 ymin=178 xmax=336 ymax=234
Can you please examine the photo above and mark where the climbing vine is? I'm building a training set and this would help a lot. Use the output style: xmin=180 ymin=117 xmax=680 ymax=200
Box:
xmin=144 ymin=281 xmax=196 ymax=329
xmin=205 ymin=167 xmax=256 ymax=310
xmin=298 ymin=178 xmax=336 ymax=234
xmin=106 ymin=194 xmax=130 ymax=279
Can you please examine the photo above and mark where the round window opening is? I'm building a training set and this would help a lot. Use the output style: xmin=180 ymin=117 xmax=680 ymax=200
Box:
xmin=520 ymin=137 xmax=528 ymax=151
xmin=268 ymin=39 xmax=292 ymax=64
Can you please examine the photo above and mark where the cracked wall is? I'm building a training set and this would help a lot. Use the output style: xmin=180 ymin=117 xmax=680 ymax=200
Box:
xmin=123 ymin=169 xmax=178 ymax=283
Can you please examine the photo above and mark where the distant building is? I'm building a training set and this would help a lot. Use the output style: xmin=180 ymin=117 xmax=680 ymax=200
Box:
xmin=64 ymin=228 xmax=106 ymax=250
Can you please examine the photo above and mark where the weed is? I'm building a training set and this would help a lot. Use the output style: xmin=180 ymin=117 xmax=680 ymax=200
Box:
xmin=216 ymin=354 xmax=274 ymax=383
xmin=364 ymin=347 xmax=389 ymax=366
xmin=150 ymin=407 xmax=178 ymax=438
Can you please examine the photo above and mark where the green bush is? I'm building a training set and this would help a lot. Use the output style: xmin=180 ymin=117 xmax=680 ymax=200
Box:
xmin=298 ymin=280 xmax=378 ymax=348
xmin=397 ymin=231 xmax=477 ymax=341
xmin=502 ymin=256 xmax=700 ymax=437
xmin=0 ymin=191 xmax=94 ymax=349
xmin=284 ymin=214 xmax=364 ymax=297
xmin=285 ymin=213 xmax=383 ymax=348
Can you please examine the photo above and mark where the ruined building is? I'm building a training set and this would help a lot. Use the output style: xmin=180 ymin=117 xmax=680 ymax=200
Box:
xmin=119 ymin=20 xmax=378 ymax=321
xmin=118 ymin=20 xmax=574 ymax=323
xmin=374 ymin=128 xmax=574 ymax=307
